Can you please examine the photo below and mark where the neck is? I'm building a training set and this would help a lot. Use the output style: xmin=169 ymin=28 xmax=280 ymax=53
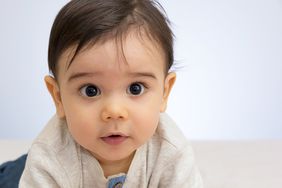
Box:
xmin=96 ymin=152 xmax=135 ymax=178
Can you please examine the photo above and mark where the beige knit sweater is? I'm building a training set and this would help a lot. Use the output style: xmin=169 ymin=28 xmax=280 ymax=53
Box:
xmin=19 ymin=113 xmax=203 ymax=188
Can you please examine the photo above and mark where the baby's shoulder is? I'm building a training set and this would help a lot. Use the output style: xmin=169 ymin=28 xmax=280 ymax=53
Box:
xmin=144 ymin=113 xmax=196 ymax=179
xmin=156 ymin=113 xmax=190 ymax=150
xmin=148 ymin=113 xmax=195 ymax=163
xmin=31 ymin=115 xmax=75 ymax=154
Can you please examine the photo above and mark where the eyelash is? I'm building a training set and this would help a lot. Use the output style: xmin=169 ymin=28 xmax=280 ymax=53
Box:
xmin=78 ymin=81 xmax=149 ymax=97
xmin=79 ymin=84 xmax=101 ymax=97
xmin=134 ymin=82 xmax=149 ymax=89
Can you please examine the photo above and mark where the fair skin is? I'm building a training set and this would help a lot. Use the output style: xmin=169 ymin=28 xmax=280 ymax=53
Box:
xmin=45 ymin=30 xmax=176 ymax=177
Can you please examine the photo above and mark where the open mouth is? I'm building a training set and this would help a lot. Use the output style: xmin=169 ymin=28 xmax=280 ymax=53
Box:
xmin=101 ymin=134 xmax=129 ymax=145
xmin=109 ymin=135 xmax=122 ymax=138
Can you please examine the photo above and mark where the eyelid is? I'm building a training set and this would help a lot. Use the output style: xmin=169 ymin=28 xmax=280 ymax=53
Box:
xmin=126 ymin=82 xmax=148 ymax=96
xmin=77 ymin=81 xmax=149 ymax=97
xmin=79 ymin=84 xmax=101 ymax=97
xmin=133 ymin=81 xmax=149 ymax=89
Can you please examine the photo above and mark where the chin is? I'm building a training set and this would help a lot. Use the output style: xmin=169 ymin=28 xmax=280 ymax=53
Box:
xmin=100 ymin=149 xmax=136 ymax=162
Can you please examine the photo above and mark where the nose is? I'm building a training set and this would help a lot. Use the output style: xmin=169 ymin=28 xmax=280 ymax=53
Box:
xmin=101 ymin=98 xmax=129 ymax=122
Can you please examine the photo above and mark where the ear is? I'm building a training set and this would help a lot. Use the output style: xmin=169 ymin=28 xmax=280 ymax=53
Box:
xmin=160 ymin=72 xmax=176 ymax=112
xmin=44 ymin=76 xmax=65 ymax=118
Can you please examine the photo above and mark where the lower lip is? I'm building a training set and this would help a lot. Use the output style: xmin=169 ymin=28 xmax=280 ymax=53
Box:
xmin=101 ymin=136 xmax=128 ymax=145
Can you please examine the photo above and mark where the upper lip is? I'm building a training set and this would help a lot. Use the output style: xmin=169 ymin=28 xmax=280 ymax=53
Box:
xmin=101 ymin=132 xmax=129 ymax=138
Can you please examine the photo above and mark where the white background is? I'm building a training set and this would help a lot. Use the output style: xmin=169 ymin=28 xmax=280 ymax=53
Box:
xmin=0 ymin=0 xmax=281 ymax=140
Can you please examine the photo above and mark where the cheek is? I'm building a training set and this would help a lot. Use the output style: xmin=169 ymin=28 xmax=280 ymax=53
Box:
xmin=133 ymin=111 xmax=160 ymax=142
xmin=145 ymin=92 xmax=164 ymax=112
xmin=130 ymin=98 xmax=161 ymax=139
xmin=61 ymin=96 xmax=100 ymax=146
xmin=65 ymin=114 xmax=96 ymax=143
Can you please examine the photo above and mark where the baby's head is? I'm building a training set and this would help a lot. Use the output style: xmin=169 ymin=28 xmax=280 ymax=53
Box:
xmin=48 ymin=0 xmax=174 ymax=79
xmin=45 ymin=0 xmax=176 ymax=170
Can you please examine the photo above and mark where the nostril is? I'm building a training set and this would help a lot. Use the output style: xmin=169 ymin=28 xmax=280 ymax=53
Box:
xmin=107 ymin=116 xmax=124 ymax=120
xmin=101 ymin=108 xmax=128 ymax=121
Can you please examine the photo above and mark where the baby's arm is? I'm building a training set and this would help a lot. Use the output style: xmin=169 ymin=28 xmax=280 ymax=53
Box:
xmin=158 ymin=145 xmax=203 ymax=188
xmin=19 ymin=143 xmax=70 ymax=188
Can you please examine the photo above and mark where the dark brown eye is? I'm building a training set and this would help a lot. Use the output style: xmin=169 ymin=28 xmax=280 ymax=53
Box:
xmin=80 ymin=85 xmax=100 ymax=97
xmin=127 ymin=83 xmax=144 ymax=95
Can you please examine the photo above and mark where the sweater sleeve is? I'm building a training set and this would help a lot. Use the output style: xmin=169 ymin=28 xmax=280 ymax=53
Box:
xmin=158 ymin=145 xmax=204 ymax=188
xmin=19 ymin=143 xmax=71 ymax=188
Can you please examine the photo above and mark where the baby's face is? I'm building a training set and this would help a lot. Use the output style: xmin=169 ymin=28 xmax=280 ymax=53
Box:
xmin=50 ymin=30 xmax=175 ymax=163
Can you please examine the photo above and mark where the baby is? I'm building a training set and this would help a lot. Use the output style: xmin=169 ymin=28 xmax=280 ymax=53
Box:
xmin=20 ymin=0 xmax=203 ymax=187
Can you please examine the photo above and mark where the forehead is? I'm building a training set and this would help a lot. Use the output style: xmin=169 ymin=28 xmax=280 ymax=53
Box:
xmin=57 ymin=30 xmax=166 ymax=80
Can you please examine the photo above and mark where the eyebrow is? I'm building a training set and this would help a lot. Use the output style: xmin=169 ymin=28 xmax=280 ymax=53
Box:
xmin=67 ymin=71 xmax=157 ymax=82
xmin=129 ymin=72 xmax=157 ymax=79
xmin=67 ymin=72 xmax=97 ymax=82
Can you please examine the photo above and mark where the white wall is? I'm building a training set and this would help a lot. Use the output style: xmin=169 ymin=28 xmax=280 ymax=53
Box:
xmin=0 ymin=0 xmax=281 ymax=140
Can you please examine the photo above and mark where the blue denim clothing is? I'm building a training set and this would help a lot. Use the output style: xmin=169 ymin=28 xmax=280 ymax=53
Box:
xmin=0 ymin=154 xmax=27 ymax=188
xmin=108 ymin=175 xmax=126 ymax=188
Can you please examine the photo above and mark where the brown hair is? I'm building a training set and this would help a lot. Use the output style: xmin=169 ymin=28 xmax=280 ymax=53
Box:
xmin=48 ymin=0 xmax=174 ymax=79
